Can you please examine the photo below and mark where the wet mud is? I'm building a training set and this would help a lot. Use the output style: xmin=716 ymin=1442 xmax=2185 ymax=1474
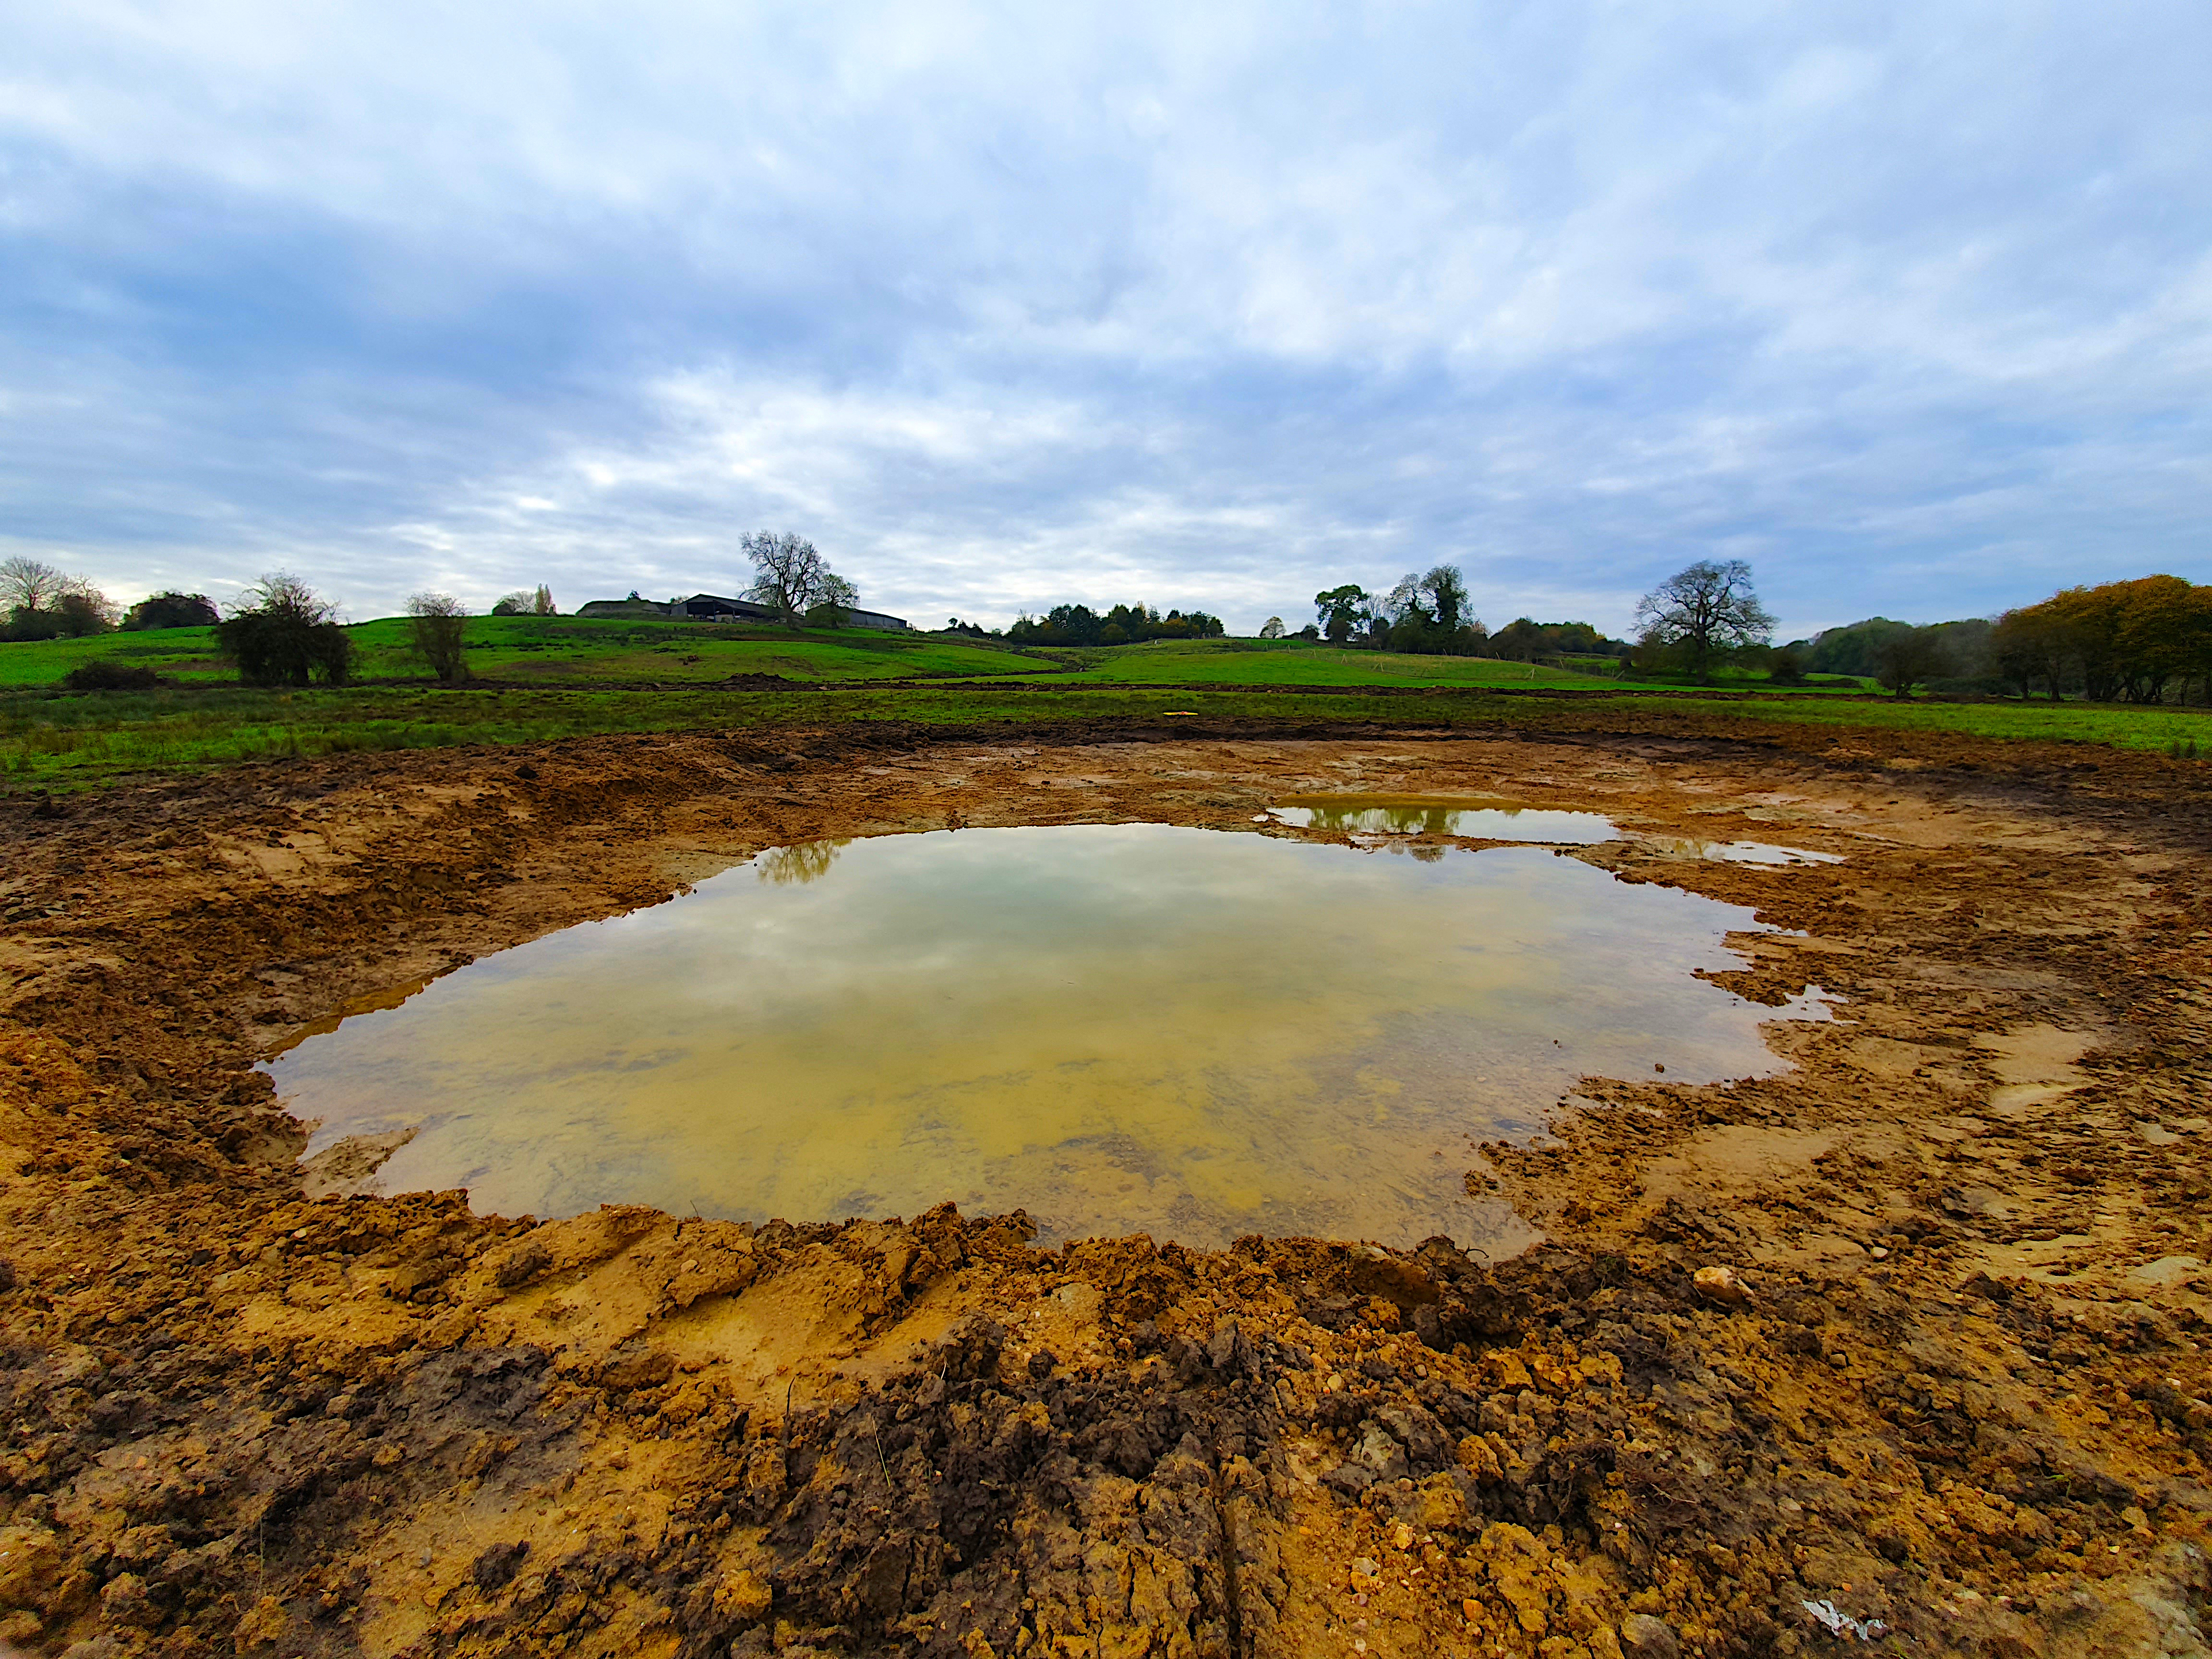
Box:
xmin=3 ymin=713 xmax=2212 ymax=1658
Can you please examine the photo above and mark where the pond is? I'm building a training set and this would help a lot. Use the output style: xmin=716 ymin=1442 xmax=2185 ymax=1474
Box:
xmin=270 ymin=819 xmax=1827 ymax=1250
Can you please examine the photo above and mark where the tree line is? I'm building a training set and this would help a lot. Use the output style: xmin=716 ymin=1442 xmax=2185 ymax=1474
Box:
xmin=1 ymin=557 xmax=225 ymax=640
xmin=0 ymin=528 xmax=868 ymax=688
xmin=1301 ymin=565 xmax=1637 ymax=662
xmin=13 ymin=539 xmax=2207 ymax=704
xmin=1988 ymin=576 xmax=2212 ymax=703
xmin=1784 ymin=576 xmax=2212 ymax=703
xmin=992 ymin=602 xmax=1226 ymax=647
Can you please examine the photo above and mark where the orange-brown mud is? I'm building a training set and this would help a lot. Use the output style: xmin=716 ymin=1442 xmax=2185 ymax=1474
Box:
xmin=3 ymin=716 xmax=2211 ymax=1659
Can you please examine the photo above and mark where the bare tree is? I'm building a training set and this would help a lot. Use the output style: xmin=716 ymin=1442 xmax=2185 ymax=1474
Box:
xmin=742 ymin=531 xmax=830 ymax=626
xmin=1635 ymin=560 xmax=1776 ymax=681
xmin=1 ymin=557 xmax=65 ymax=613
xmin=407 ymin=592 xmax=471 ymax=683
xmin=3 ymin=557 xmax=116 ymax=637
xmin=1259 ymin=616 xmax=1286 ymax=639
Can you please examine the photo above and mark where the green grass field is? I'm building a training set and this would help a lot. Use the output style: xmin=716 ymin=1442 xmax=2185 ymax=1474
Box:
xmin=0 ymin=615 xmax=1054 ymax=687
xmin=982 ymin=637 xmax=1884 ymax=695
xmin=3 ymin=620 xmax=2204 ymax=789
xmin=2 ymin=673 xmax=2205 ymax=791
xmin=1001 ymin=638 xmax=1604 ymax=687
xmin=1642 ymin=692 xmax=2212 ymax=752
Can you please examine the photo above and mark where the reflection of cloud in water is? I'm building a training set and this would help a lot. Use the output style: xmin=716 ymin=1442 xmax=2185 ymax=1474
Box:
xmin=269 ymin=823 xmax=1829 ymax=1252
xmin=757 ymin=838 xmax=852 ymax=885
xmin=1634 ymin=836 xmax=1843 ymax=866
xmin=1270 ymin=796 xmax=1617 ymax=844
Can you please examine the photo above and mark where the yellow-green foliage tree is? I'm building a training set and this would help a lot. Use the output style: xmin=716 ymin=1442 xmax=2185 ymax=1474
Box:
xmin=1992 ymin=576 xmax=2212 ymax=703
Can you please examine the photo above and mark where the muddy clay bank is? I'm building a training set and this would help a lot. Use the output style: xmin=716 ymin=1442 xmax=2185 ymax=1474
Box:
xmin=3 ymin=725 xmax=2212 ymax=1659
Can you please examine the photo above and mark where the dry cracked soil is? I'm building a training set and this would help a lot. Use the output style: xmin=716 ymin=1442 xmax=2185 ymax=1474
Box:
xmin=2 ymin=713 xmax=2211 ymax=1659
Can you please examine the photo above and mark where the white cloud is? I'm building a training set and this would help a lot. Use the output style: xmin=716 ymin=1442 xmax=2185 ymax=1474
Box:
xmin=1 ymin=0 xmax=2207 ymax=639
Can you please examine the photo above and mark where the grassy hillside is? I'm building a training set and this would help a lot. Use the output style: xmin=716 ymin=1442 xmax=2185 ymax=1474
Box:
xmin=0 ymin=615 xmax=1053 ymax=687
xmin=0 ymin=619 xmax=1880 ymax=693
xmin=1001 ymin=639 xmax=1606 ymax=687
xmin=982 ymin=637 xmax=1880 ymax=694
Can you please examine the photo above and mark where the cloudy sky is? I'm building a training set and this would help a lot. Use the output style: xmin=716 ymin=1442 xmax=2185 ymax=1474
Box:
xmin=3 ymin=1 xmax=2206 ymax=638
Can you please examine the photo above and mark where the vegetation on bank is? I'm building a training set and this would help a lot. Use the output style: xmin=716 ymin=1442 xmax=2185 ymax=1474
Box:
xmin=0 ymin=613 xmax=1057 ymax=687
xmin=6 ymin=548 xmax=2209 ymax=794
xmin=992 ymin=637 xmax=1864 ymax=692
xmin=3 ymin=676 xmax=2203 ymax=791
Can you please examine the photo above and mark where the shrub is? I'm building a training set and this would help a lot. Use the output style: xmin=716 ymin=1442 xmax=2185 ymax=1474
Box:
xmin=60 ymin=661 xmax=165 ymax=691
xmin=216 ymin=573 xmax=354 ymax=687
xmin=123 ymin=592 xmax=221 ymax=630
xmin=406 ymin=592 xmax=470 ymax=683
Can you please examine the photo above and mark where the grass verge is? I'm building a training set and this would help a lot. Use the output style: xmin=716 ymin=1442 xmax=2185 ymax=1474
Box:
xmin=3 ymin=679 xmax=2207 ymax=791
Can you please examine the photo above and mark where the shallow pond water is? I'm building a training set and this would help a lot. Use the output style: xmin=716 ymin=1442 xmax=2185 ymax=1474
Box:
xmin=1264 ymin=796 xmax=1617 ymax=843
xmin=271 ymin=823 xmax=1824 ymax=1250
xmin=1636 ymin=836 xmax=1843 ymax=866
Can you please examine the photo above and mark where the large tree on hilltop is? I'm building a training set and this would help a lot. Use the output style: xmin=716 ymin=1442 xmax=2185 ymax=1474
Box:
xmin=1635 ymin=559 xmax=1775 ymax=682
xmin=742 ymin=531 xmax=845 ymax=626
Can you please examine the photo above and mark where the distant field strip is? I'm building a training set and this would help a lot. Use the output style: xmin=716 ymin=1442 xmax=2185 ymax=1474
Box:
xmin=1643 ymin=693 xmax=2212 ymax=750
xmin=0 ymin=617 xmax=1053 ymax=687
xmin=3 ymin=678 xmax=2206 ymax=789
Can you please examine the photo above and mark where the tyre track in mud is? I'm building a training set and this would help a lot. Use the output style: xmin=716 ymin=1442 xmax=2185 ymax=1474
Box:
xmin=2 ymin=714 xmax=2211 ymax=1658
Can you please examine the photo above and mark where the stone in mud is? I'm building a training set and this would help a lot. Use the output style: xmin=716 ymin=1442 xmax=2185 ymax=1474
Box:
xmin=1692 ymin=1265 xmax=1750 ymax=1309
xmin=1373 ymin=1402 xmax=1451 ymax=1470
xmin=1205 ymin=1317 xmax=1248 ymax=1373
xmin=1322 ymin=1459 xmax=1378 ymax=1498
xmin=1355 ymin=1420 xmax=1410 ymax=1482
xmin=1621 ymin=1611 xmax=1681 ymax=1657
xmin=1939 ymin=1185 xmax=2005 ymax=1218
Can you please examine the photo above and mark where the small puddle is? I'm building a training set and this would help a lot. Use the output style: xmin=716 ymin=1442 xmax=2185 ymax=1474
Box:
xmin=270 ymin=822 xmax=1828 ymax=1250
xmin=1633 ymin=837 xmax=1844 ymax=866
xmin=1264 ymin=795 xmax=1617 ymax=844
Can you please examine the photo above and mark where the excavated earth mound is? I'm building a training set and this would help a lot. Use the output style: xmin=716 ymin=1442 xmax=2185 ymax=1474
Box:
xmin=2 ymin=716 xmax=2211 ymax=1659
